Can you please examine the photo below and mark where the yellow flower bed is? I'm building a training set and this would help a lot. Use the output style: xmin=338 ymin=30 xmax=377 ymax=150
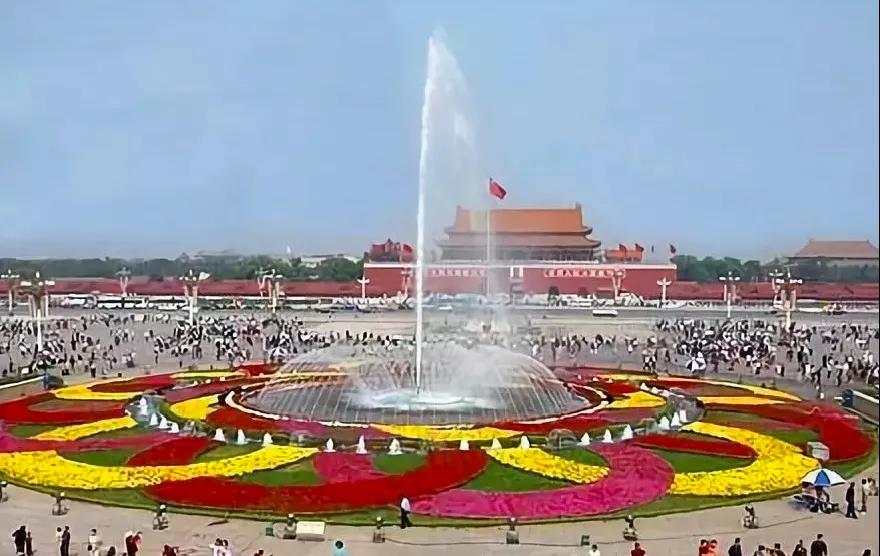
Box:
xmin=606 ymin=391 xmax=665 ymax=409
xmin=600 ymin=374 xmax=800 ymax=402
xmin=53 ymin=379 xmax=136 ymax=401
xmin=670 ymin=422 xmax=818 ymax=496
xmin=169 ymin=395 xmax=220 ymax=421
xmin=171 ymin=371 xmax=244 ymax=379
xmin=487 ymin=448 xmax=608 ymax=484
xmin=698 ymin=396 xmax=786 ymax=406
xmin=33 ymin=416 xmax=138 ymax=441
xmin=374 ymin=424 xmax=519 ymax=442
xmin=0 ymin=445 xmax=317 ymax=490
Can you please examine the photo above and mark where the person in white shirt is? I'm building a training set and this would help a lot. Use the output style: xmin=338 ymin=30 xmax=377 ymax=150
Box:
xmin=87 ymin=529 xmax=102 ymax=556
xmin=399 ymin=496 xmax=412 ymax=529
xmin=588 ymin=544 xmax=601 ymax=556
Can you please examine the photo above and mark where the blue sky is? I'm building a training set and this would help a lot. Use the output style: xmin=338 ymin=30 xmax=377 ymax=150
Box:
xmin=2 ymin=1 xmax=877 ymax=260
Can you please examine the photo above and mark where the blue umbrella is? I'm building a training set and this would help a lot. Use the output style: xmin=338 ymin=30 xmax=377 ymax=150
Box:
xmin=801 ymin=468 xmax=845 ymax=487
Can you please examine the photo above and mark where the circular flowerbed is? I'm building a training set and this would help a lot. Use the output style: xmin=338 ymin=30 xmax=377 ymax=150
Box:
xmin=0 ymin=363 xmax=874 ymax=524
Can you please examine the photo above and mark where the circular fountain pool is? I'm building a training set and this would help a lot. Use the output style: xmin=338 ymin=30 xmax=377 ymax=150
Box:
xmin=241 ymin=343 xmax=591 ymax=426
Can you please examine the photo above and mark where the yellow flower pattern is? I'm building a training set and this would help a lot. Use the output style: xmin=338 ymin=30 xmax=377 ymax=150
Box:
xmin=486 ymin=448 xmax=608 ymax=484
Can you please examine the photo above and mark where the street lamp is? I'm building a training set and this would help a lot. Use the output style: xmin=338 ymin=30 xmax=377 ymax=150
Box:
xmin=18 ymin=272 xmax=55 ymax=351
xmin=1 ymin=270 xmax=21 ymax=316
xmin=774 ymin=269 xmax=802 ymax=330
xmin=180 ymin=270 xmax=210 ymax=325
xmin=357 ymin=275 xmax=371 ymax=301
xmin=257 ymin=269 xmax=284 ymax=315
xmin=610 ymin=268 xmax=626 ymax=305
xmin=116 ymin=267 xmax=131 ymax=297
xmin=718 ymin=271 xmax=740 ymax=319
xmin=656 ymin=277 xmax=672 ymax=308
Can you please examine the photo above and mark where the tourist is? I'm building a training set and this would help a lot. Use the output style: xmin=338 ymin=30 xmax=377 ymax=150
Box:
xmin=809 ymin=534 xmax=827 ymax=556
xmin=708 ymin=539 xmax=719 ymax=555
xmin=588 ymin=544 xmax=601 ymax=556
xmin=845 ymin=481 xmax=858 ymax=518
xmin=399 ymin=495 xmax=413 ymax=529
xmin=24 ymin=530 xmax=33 ymax=556
xmin=12 ymin=525 xmax=27 ymax=556
xmin=331 ymin=539 xmax=348 ymax=556
xmin=728 ymin=537 xmax=743 ymax=556
xmin=791 ymin=540 xmax=807 ymax=556
xmin=124 ymin=531 xmax=141 ymax=556
xmin=753 ymin=546 xmax=766 ymax=556
xmin=88 ymin=528 xmax=102 ymax=556
xmin=860 ymin=477 xmax=870 ymax=513
xmin=699 ymin=539 xmax=709 ymax=554
xmin=771 ymin=542 xmax=785 ymax=556
xmin=60 ymin=526 xmax=71 ymax=556
xmin=630 ymin=542 xmax=646 ymax=556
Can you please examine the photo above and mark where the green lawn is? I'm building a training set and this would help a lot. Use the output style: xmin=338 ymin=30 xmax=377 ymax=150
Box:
xmin=86 ymin=426 xmax=151 ymax=440
xmin=240 ymin=460 xmax=321 ymax=486
xmin=761 ymin=429 xmax=819 ymax=446
xmin=8 ymin=424 xmax=56 ymax=437
xmin=193 ymin=444 xmax=260 ymax=462
xmin=63 ymin=449 xmax=138 ymax=466
xmin=649 ymin=449 xmax=751 ymax=473
xmin=372 ymin=453 xmax=425 ymax=474
xmin=464 ymin=460 xmax=571 ymax=492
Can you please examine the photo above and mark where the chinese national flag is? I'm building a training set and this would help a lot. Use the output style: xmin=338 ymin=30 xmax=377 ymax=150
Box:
xmin=489 ymin=178 xmax=507 ymax=200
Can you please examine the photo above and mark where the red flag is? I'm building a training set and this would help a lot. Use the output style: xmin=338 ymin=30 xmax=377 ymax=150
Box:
xmin=488 ymin=178 xmax=507 ymax=200
xmin=669 ymin=244 xmax=677 ymax=255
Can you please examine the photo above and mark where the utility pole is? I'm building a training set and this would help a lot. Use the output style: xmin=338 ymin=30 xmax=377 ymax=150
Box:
xmin=1 ymin=270 xmax=21 ymax=316
xmin=116 ymin=267 xmax=131 ymax=297
xmin=656 ymin=277 xmax=672 ymax=308
xmin=718 ymin=271 xmax=741 ymax=320
xmin=18 ymin=272 xmax=55 ymax=352
xmin=180 ymin=270 xmax=210 ymax=326
xmin=357 ymin=275 xmax=371 ymax=301
xmin=774 ymin=270 xmax=802 ymax=330
xmin=610 ymin=268 xmax=626 ymax=305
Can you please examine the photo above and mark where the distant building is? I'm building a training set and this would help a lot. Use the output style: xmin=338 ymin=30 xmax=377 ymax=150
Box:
xmin=789 ymin=240 xmax=879 ymax=268
xmin=604 ymin=243 xmax=645 ymax=263
xmin=438 ymin=204 xmax=601 ymax=261
xmin=365 ymin=239 xmax=414 ymax=263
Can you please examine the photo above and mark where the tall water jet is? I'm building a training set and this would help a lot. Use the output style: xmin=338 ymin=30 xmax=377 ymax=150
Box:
xmin=415 ymin=29 xmax=479 ymax=390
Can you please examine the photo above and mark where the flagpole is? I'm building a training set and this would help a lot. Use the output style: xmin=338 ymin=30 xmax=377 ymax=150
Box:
xmin=486 ymin=179 xmax=492 ymax=291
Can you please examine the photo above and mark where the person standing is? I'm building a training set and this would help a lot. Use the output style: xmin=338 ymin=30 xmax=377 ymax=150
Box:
xmin=846 ymin=482 xmax=859 ymax=518
xmin=631 ymin=542 xmax=646 ymax=556
xmin=12 ymin=526 xmax=27 ymax=556
xmin=60 ymin=526 xmax=70 ymax=556
xmin=861 ymin=478 xmax=870 ymax=513
xmin=792 ymin=540 xmax=807 ymax=556
xmin=728 ymin=538 xmax=743 ymax=556
xmin=809 ymin=534 xmax=827 ymax=556
xmin=399 ymin=495 xmax=412 ymax=529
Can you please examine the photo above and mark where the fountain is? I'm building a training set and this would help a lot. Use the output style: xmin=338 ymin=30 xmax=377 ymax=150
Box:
xmin=236 ymin=429 xmax=247 ymax=445
xmin=356 ymin=435 xmax=368 ymax=455
xmin=324 ymin=439 xmax=336 ymax=453
xmin=519 ymin=436 xmax=531 ymax=449
xmin=237 ymin=31 xmax=590 ymax=428
xmin=148 ymin=413 xmax=159 ymax=427
xmin=602 ymin=429 xmax=613 ymax=443
xmin=621 ymin=425 xmax=634 ymax=440
xmin=490 ymin=438 xmax=502 ymax=450
xmin=213 ymin=428 xmax=226 ymax=442
xmin=671 ymin=413 xmax=682 ymax=429
xmin=138 ymin=398 xmax=149 ymax=416
xmin=169 ymin=422 xmax=180 ymax=434
xmin=262 ymin=432 xmax=273 ymax=446
xmin=158 ymin=416 xmax=169 ymax=430
xmin=459 ymin=439 xmax=469 ymax=451
xmin=678 ymin=408 xmax=689 ymax=424
xmin=658 ymin=416 xmax=671 ymax=431
xmin=578 ymin=432 xmax=591 ymax=446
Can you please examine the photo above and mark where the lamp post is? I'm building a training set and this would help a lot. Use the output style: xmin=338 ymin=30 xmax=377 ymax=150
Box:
xmin=774 ymin=270 xmax=802 ymax=330
xmin=258 ymin=269 xmax=284 ymax=315
xmin=1 ymin=270 xmax=21 ymax=316
xmin=718 ymin=271 xmax=740 ymax=319
xmin=18 ymin=272 xmax=55 ymax=352
xmin=656 ymin=277 xmax=672 ymax=308
xmin=180 ymin=270 xmax=210 ymax=325
xmin=116 ymin=267 xmax=131 ymax=297
xmin=610 ymin=268 xmax=626 ymax=305
xmin=357 ymin=275 xmax=371 ymax=301
xmin=400 ymin=269 xmax=412 ymax=299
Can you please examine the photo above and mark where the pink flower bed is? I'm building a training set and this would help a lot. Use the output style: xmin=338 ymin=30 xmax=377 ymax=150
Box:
xmin=412 ymin=444 xmax=673 ymax=519
xmin=313 ymin=452 xmax=386 ymax=483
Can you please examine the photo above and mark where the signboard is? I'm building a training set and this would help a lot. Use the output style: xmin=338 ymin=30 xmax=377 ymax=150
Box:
xmin=542 ymin=268 xmax=625 ymax=279
xmin=428 ymin=268 xmax=487 ymax=278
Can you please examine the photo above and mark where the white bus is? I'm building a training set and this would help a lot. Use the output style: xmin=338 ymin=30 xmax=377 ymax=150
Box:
xmin=59 ymin=294 xmax=97 ymax=309
xmin=149 ymin=296 xmax=187 ymax=311
xmin=96 ymin=295 xmax=149 ymax=310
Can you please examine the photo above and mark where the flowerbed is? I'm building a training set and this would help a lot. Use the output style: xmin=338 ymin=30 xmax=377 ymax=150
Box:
xmin=634 ymin=432 xmax=756 ymax=459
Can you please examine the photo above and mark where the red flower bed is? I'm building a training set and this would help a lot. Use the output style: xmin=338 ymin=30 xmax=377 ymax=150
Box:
xmin=495 ymin=414 xmax=610 ymax=434
xmin=633 ymin=433 xmax=756 ymax=459
xmin=90 ymin=374 xmax=178 ymax=393
xmin=712 ymin=402 xmax=873 ymax=462
xmin=0 ymin=425 xmax=168 ymax=454
xmin=127 ymin=436 xmax=215 ymax=466
xmin=145 ymin=449 xmax=488 ymax=513
xmin=0 ymin=393 xmax=125 ymax=424
xmin=206 ymin=407 xmax=287 ymax=433
xmin=163 ymin=378 xmax=266 ymax=403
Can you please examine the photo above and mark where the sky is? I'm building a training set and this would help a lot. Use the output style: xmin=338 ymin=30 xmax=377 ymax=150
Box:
xmin=1 ymin=1 xmax=878 ymax=261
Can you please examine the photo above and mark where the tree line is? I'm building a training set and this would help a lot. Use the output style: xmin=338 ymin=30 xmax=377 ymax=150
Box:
xmin=672 ymin=255 xmax=878 ymax=283
xmin=0 ymin=254 xmax=365 ymax=282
